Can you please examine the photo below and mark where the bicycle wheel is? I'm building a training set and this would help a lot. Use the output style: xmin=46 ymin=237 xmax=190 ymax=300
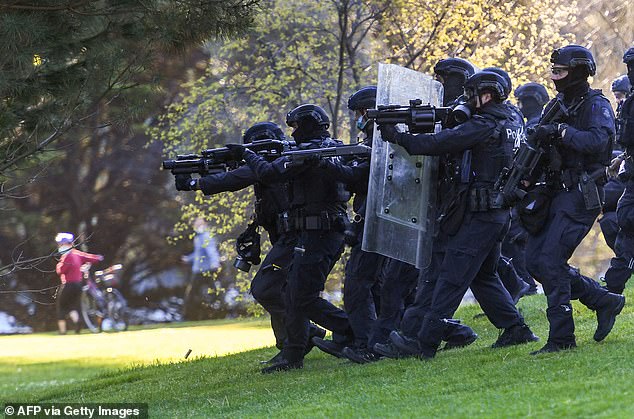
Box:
xmin=80 ymin=288 xmax=104 ymax=333
xmin=105 ymin=289 xmax=129 ymax=332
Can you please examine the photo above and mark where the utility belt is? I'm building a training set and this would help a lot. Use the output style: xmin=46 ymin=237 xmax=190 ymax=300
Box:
xmin=468 ymin=187 xmax=505 ymax=212
xmin=277 ymin=210 xmax=345 ymax=233
xmin=557 ymin=168 xmax=607 ymax=191
xmin=550 ymin=168 xmax=606 ymax=211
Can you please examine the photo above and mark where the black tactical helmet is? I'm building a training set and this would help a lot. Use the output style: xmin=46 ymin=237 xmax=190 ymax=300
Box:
xmin=623 ymin=47 xmax=634 ymax=64
xmin=347 ymin=86 xmax=377 ymax=111
xmin=482 ymin=67 xmax=513 ymax=97
xmin=550 ymin=45 xmax=596 ymax=76
xmin=514 ymin=82 xmax=550 ymax=106
xmin=285 ymin=104 xmax=330 ymax=129
xmin=611 ymin=75 xmax=631 ymax=93
xmin=242 ymin=122 xmax=285 ymax=143
xmin=464 ymin=71 xmax=508 ymax=101
xmin=434 ymin=57 xmax=476 ymax=79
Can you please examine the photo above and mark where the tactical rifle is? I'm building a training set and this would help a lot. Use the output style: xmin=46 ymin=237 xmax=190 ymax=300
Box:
xmin=493 ymin=98 xmax=568 ymax=207
xmin=281 ymin=144 xmax=372 ymax=168
xmin=366 ymin=99 xmax=471 ymax=134
xmin=162 ymin=139 xmax=295 ymax=176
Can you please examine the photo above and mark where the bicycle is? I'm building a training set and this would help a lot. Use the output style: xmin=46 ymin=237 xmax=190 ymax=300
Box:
xmin=80 ymin=263 xmax=129 ymax=332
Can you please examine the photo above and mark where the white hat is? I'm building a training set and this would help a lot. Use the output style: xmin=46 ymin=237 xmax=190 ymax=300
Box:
xmin=55 ymin=232 xmax=74 ymax=244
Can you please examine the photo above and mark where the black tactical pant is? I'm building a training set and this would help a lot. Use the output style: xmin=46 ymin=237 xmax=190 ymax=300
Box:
xmin=599 ymin=211 xmax=619 ymax=252
xmin=526 ymin=189 xmax=608 ymax=345
xmin=501 ymin=209 xmax=537 ymax=289
xmin=416 ymin=210 xmax=525 ymax=358
xmin=498 ymin=255 xmax=528 ymax=300
xmin=343 ymin=242 xmax=385 ymax=348
xmin=368 ymin=258 xmax=418 ymax=347
xmin=282 ymin=230 xmax=354 ymax=362
xmin=604 ymin=231 xmax=634 ymax=294
xmin=250 ymin=233 xmax=297 ymax=350
xmin=398 ymin=226 xmax=496 ymax=348
xmin=604 ymin=183 xmax=634 ymax=293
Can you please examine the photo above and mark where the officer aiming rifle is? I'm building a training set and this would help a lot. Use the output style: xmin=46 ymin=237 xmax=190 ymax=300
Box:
xmin=366 ymin=98 xmax=471 ymax=134
xmin=162 ymin=138 xmax=295 ymax=176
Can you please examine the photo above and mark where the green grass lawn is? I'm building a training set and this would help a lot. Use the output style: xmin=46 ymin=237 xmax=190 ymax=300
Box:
xmin=2 ymin=291 xmax=634 ymax=418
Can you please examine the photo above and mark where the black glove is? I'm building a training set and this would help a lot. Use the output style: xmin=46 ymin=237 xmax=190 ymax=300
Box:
xmin=175 ymin=174 xmax=194 ymax=191
xmin=534 ymin=124 xmax=560 ymax=143
xmin=225 ymin=143 xmax=246 ymax=161
xmin=378 ymin=124 xmax=400 ymax=143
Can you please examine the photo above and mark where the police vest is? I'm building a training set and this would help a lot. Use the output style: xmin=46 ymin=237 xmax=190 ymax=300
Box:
xmin=467 ymin=111 xmax=519 ymax=186
xmin=506 ymin=103 xmax=528 ymax=153
xmin=288 ymin=138 xmax=351 ymax=215
xmin=549 ymin=89 xmax=614 ymax=169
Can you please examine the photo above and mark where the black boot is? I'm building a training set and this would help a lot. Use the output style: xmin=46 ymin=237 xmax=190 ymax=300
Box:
xmin=260 ymin=351 xmax=285 ymax=365
xmin=594 ymin=293 xmax=625 ymax=342
xmin=373 ymin=341 xmax=412 ymax=359
xmin=491 ymin=324 xmax=539 ymax=348
xmin=261 ymin=358 xmax=303 ymax=374
xmin=304 ymin=326 xmax=327 ymax=356
xmin=442 ymin=320 xmax=478 ymax=350
xmin=342 ymin=346 xmax=381 ymax=364
xmin=389 ymin=330 xmax=421 ymax=356
xmin=311 ymin=337 xmax=346 ymax=358
xmin=443 ymin=330 xmax=478 ymax=350
xmin=530 ymin=341 xmax=576 ymax=355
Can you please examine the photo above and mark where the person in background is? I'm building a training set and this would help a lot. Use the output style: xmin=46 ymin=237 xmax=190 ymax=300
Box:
xmin=611 ymin=75 xmax=631 ymax=113
xmin=514 ymin=82 xmax=550 ymax=129
xmin=55 ymin=232 xmax=103 ymax=335
xmin=182 ymin=217 xmax=221 ymax=320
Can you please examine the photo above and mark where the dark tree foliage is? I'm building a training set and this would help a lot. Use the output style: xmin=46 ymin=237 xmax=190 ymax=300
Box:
xmin=0 ymin=0 xmax=259 ymax=175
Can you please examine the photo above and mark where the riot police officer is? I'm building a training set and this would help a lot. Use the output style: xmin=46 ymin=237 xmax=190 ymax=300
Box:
xmin=481 ymin=67 xmax=536 ymax=301
xmin=612 ymin=75 xmax=632 ymax=110
xmin=434 ymin=57 xmax=476 ymax=106
xmin=237 ymin=105 xmax=355 ymax=373
xmin=374 ymin=58 xmax=482 ymax=360
xmin=311 ymin=86 xmax=423 ymax=364
xmin=524 ymin=45 xmax=624 ymax=354
xmin=603 ymin=47 xmax=634 ymax=295
xmin=515 ymin=82 xmax=550 ymax=129
xmin=174 ymin=122 xmax=325 ymax=362
xmin=378 ymin=71 xmax=539 ymax=359
xmin=305 ymin=86 xmax=388 ymax=363
xmin=599 ymin=74 xmax=631 ymax=251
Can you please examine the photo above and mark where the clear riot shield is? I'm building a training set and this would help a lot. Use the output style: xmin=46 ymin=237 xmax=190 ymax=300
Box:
xmin=362 ymin=63 xmax=443 ymax=269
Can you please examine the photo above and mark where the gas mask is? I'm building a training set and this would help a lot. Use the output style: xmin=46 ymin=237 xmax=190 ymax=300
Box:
xmin=233 ymin=222 xmax=261 ymax=272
